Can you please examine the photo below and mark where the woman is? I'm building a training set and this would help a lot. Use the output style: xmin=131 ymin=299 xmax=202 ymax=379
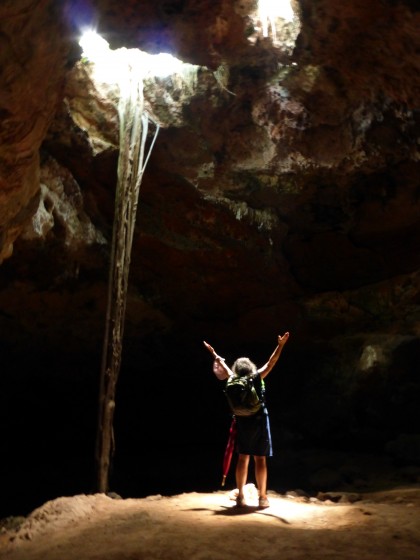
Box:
xmin=204 ymin=332 xmax=290 ymax=508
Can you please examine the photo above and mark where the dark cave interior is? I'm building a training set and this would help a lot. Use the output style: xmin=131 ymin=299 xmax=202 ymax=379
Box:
xmin=1 ymin=0 xmax=420 ymax=521
xmin=2 ymin=332 xmax=420 ymax=519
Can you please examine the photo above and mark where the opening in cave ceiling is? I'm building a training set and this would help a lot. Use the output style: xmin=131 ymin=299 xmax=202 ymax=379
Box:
xmin=238 ymin=0 xmax=299 ymax=47
xmin=257 ymin=0 xmax=295 ymax=38
xmin=79 ymin=29 xmax=195 ymax=81
xmin=78 ymin=29 xmax=204 ymax=131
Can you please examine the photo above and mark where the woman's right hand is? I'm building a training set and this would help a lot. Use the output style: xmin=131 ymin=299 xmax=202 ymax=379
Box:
xmin=203 ymin=340 xmax=216 ymax=356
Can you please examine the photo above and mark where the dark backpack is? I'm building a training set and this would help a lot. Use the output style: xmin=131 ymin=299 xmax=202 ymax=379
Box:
xmin=224 ymin=374 xmax=262 ymax=417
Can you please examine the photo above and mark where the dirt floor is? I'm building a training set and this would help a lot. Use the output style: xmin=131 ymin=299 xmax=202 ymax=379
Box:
xmin=1 ymin=483 xmax=420 ymax=560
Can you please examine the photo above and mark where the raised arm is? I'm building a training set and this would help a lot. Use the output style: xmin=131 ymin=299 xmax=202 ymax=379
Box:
xmin=257 ymin=332 xmax=290 ymax=379
xmin=203 ymin=340 xmax=234 ymax=380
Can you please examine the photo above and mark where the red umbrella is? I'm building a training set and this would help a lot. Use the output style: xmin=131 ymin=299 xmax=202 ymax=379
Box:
xmin=221 ymin=417 xmax=237 ymax=486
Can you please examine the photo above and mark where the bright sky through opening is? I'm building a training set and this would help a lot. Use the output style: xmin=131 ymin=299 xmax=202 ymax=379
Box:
xmin=258 ymin=0 xmax=294 ymax=37
xmin=79 ymin=30 xmax=187 ymax=82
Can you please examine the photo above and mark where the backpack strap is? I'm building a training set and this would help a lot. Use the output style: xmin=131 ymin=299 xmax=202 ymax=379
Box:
xmin=249 ymin=373 xmax=266 ymax=406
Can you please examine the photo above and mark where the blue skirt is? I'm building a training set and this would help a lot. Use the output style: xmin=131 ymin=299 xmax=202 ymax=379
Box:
xmin=235 ymin=407 xmax=273 ymax=457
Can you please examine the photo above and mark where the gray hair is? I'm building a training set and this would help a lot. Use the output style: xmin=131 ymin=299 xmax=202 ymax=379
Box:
xmin=232 ymin=357 xmax=257 ymax=377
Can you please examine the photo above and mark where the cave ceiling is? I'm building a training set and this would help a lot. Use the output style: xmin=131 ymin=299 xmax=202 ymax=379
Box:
xmin=0 ymin=0 xmax=419 ymax=365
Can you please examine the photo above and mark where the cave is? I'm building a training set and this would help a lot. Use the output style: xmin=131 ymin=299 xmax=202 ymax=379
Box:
xmin=1 ymin=0 xmax=420 ymax=526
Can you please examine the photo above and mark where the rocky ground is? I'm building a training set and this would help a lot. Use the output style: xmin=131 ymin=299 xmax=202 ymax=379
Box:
xmin=1 ymin=483 xmax=420 ymax=560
